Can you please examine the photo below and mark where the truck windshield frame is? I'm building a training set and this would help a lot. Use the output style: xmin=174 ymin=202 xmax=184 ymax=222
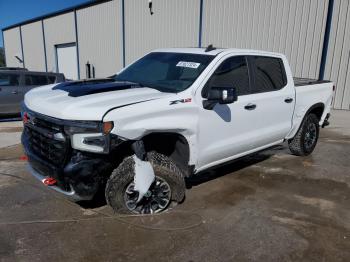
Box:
xmin=114 ymin=52 xmax=215 ymax=93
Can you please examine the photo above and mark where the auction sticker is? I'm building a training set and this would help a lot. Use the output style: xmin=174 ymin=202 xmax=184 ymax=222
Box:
xmin=176 ymin=61 xmax=201 ymax=69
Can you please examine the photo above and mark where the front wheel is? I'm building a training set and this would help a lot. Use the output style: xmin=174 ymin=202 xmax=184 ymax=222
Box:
xmin=105 ymin=152 xmax=186 ymax=214
xmin=288 ymin=113 xmax=320 ymax=156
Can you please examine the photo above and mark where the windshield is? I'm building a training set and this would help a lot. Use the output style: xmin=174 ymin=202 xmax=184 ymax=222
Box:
xmin=114 ymin=52 xmax=215 ymax=93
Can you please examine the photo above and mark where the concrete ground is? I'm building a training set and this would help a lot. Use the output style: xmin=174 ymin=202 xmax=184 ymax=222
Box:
xmin=0 ymin=111 xmax=349 ymax=262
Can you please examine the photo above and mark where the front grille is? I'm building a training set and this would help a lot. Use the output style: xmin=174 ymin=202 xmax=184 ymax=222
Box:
xmin=24 ymin=117 xmax=69 ymax=166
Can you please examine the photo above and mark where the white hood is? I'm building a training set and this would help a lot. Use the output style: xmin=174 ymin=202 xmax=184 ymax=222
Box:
xmin=24 ymin=83 xmax=170 ymax=121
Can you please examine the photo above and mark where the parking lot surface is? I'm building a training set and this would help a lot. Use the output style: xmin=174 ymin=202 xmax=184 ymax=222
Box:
xmin=0 ymin=112 xmax=349 ymax=262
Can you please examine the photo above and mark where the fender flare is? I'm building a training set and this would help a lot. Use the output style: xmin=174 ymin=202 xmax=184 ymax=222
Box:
xmin=286 ymin=102 xmax=325 ymax=140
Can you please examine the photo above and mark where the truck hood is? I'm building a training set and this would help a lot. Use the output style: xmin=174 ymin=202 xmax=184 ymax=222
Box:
xmin=24 ymin=79 xmax=171 ymax=120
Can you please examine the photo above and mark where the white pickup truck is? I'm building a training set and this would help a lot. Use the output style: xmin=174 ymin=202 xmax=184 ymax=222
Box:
xmin=21 ymin=47 xmax=334 ymax=214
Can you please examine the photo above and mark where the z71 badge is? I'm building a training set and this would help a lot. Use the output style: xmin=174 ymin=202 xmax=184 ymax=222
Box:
xmin=169 ymin=98 xmax=192 ymax=105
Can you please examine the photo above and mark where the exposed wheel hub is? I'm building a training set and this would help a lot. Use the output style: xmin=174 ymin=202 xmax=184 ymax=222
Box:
xmin=305 ymin=122 xmax=317 ymax=149
xmin=124 ymin=177 xmax=171 ymax=214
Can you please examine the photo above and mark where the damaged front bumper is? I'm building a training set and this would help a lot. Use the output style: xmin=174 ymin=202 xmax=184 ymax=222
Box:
xmin=23 ymin=142 xmax=107 ymax=201
xmin=22 ymin=124 xmax=112 ymax=201
xmin=26 ymin=164 xmax=89 ymax=201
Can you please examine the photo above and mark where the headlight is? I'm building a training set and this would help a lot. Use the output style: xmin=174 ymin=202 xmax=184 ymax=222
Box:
xmin=71 ymin=133 xmax=110 ymax=153
xmin=64 ymin=121 xmax=114 ymax=153
xmin=64 ymin=121 xmax=113 ymax=135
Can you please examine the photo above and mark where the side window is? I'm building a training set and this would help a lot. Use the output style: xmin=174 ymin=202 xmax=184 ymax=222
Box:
xmin=252 ymin=56 xmax=287 ymax=93
xmin=48 ymin=76 xmax=57 ymax=84
xmin=203 ymin=56 xmax=250 ymax=97
xmin=0 ymin=73 xmax=19 ymax=86
xmin=25 ymin=75 xmax=49 ymax=86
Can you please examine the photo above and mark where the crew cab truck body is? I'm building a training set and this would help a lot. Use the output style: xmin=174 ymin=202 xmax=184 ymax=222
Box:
xmin=21 ymin=48 xmax=334 ymax=214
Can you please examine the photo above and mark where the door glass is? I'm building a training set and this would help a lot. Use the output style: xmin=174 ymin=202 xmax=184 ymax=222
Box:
xmin=252 ymin=56 xmax=287 ymax=93
xmin=48 ymin=76 xmax=56 ymax=84
xmin=25 ymin=75 xmax=49 ymax=86
xmin=0 ymin=73 xmax=19 ymax=86
xmin=203 ymin=56 xmax=250 ymax=97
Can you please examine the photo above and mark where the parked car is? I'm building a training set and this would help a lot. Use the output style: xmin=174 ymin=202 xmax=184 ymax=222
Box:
xmin=21 ymin=47 xmax=334 ymax=214
xmin=0 ymin=68 xmax=65 ymax=115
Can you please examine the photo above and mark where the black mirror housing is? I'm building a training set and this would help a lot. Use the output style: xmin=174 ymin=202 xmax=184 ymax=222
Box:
xmin=203 ymin=86 xmax=238 ymax=109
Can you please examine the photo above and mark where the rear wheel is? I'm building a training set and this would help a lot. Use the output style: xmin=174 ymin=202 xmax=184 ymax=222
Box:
xmin=105 ymin=152 xmax=185 ymax=214
xmin=288 ymin=113 xmax=319 ymax=156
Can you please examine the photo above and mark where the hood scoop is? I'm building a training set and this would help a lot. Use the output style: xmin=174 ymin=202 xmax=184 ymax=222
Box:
xmin=53 ymin=79 xmax=140 ymax=97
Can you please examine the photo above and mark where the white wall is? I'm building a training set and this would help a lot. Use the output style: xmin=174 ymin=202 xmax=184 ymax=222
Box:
xmin=202 ymin=0 xmax=329 ymax=79
xmin=21 ymin=21 xmax=46 ymax=71
xmin=43 ymin=12 xmax=76 ymax=73
xmin=77 ymin=0 xmax=123 ymax=78
xmin=3 ymin=27 xmax=23 ymax=68
xmin=124 ymin=0 xmax=200 ymax=65
xmin=324 ymin=0 xmax=350 ymax=110
xmin=2 ymin=0 xmax=350 ymax=110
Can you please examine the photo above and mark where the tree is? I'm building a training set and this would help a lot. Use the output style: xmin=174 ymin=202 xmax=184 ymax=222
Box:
xmin=0 ymin=47 xmax=5 ymax=67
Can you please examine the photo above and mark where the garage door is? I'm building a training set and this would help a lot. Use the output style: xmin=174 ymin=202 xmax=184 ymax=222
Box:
xmin=56 ymin=44 xmax=78 ymax=80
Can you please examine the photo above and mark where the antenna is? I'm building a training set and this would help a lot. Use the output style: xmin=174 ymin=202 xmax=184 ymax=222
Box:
xmin=205 ymin=44 xmax=216 ymax=52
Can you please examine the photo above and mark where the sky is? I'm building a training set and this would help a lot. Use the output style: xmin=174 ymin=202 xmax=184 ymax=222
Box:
xmin=0 ymin=0 xmax=90 ymax=47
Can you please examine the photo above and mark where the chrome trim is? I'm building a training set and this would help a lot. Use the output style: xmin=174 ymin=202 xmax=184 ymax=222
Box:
xmin=26 ymin=164 xmax=92 ymax=201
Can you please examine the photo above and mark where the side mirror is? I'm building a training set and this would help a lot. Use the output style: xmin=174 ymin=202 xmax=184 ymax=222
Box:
xmin=203 ymin=86 xmax=238 ymax=110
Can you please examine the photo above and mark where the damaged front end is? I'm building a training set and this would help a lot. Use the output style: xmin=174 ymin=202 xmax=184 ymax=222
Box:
xmin=21 ymin=108 xmax=122 ymax=201
xmin=131 ymin=141 xmax=156 ymax=203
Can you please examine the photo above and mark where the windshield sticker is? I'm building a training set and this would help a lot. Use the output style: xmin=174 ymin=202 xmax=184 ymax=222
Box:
xmin=176 ymin=61 xmax=201 ymax=69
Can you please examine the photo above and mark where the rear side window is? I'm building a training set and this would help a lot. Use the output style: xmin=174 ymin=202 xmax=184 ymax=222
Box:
xmin=251 ymin=56 xmax=287 ymax=93
xmin=25 ymin=75 xmax=49 ymax=86
xmin=203 ymin=56 xmax=250 ymax=97
xmin=0 ymin=73 xmax=19 ymax=86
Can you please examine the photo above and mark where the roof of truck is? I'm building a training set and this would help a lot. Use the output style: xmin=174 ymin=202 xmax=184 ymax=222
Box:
xmin=153 ymin=47 xmax=284 ymax=57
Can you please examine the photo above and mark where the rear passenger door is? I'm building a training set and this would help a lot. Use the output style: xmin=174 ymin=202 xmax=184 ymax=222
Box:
xmin=246 ymin=56 xmax=295 ymax=148
xmin=0 ymin=72 xmax=21 ymax=114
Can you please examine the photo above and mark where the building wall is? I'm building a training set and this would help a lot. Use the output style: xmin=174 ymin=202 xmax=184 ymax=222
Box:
xmin=202 ymin=0 xmax=329 ymax=79
xmin=21 ymin=21 xmax=46 ymax=71
xmin=2 ymin=0 xmax=350 ymax=109
xmin=3 ymin=27 xmax=23 ymax=67
xmin=124 ymin=0 xmax=200 ymax=65
xmin=77 ymin=0 xmax=123 ymax=78
xmin=324 ymin=0 xmax=350 ymax=110
xmin=43 ymin=12 xmax=76 ymax=73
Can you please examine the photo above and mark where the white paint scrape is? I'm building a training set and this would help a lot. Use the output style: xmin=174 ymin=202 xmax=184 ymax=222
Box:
xmin=133 ymin=155 xmax=155 ymax=202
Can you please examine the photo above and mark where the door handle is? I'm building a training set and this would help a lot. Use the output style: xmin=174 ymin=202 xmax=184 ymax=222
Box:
xmin=244 ymin=103 xmax=257 ymax=110
xmin=11 ymin=90 xmax=18 ymax=94
xmin=284 ymin=97 xmax=293 ymax=103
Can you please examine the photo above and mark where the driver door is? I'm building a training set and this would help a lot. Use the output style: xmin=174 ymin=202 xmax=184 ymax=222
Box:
xmin=196 ymin=55 xmax=261 ymax=170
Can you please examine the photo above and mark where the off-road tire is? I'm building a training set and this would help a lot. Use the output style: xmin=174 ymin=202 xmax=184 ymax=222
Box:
xmin=288 ymin=113 xmax=319 ymax=156
xmin=105 ymin=152 xmax=186 ymax=214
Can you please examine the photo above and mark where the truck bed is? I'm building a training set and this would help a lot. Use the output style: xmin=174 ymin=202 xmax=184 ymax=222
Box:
xmin=293 ymin=77 xmax=331 ymax=87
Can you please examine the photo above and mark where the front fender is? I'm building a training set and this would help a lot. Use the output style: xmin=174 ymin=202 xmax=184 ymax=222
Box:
xmin=103 ymin=97 xmax=199 ymax=165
